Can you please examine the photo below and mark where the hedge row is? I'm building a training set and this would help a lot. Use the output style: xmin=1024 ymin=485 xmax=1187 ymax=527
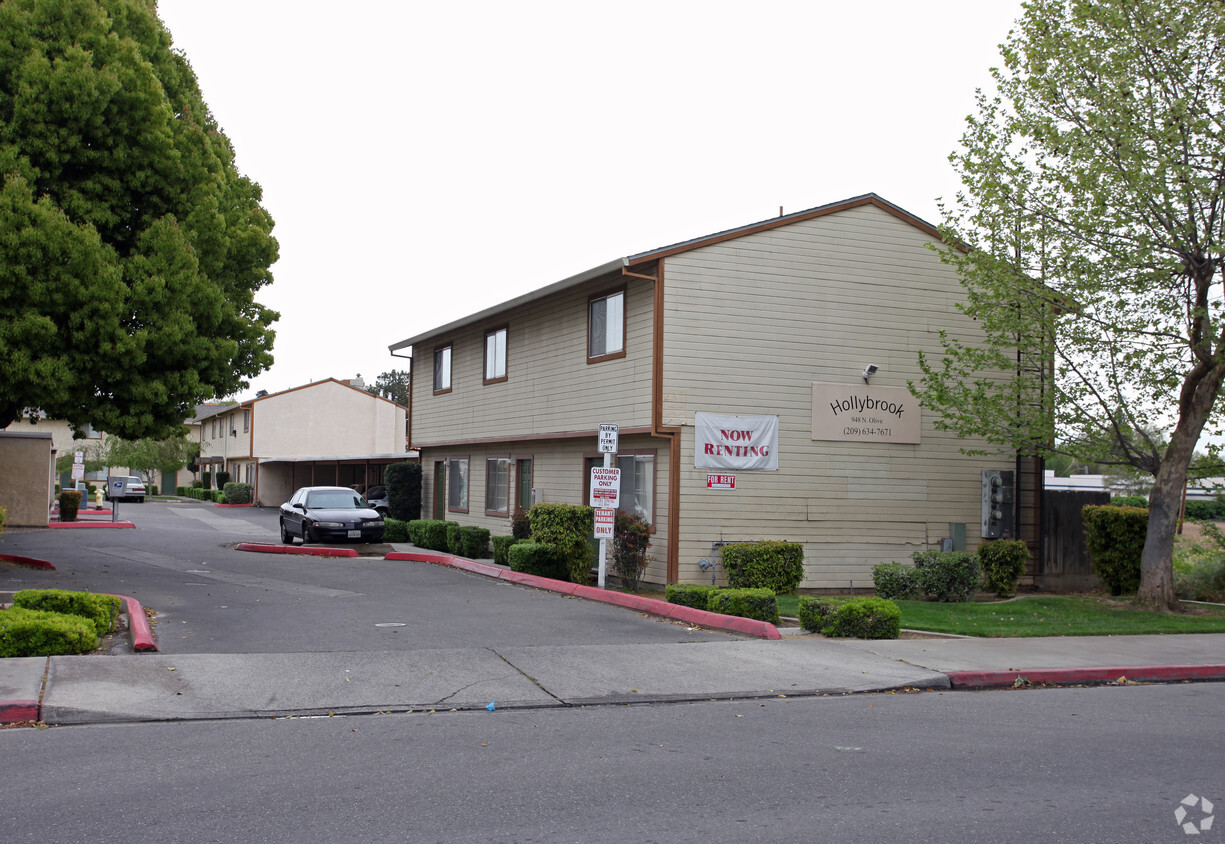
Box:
xmin=405 ymin=520 xmax=491 ymax=558
xmin=871 ymin=540 xmax=1031 ymax=602
xmin=664 ymin=584 xmax=779 ymax=623
xmin=797 ymin=596 xmax=900 ymax=639
xmin=0 ymin=589 xmax=122 ymax=657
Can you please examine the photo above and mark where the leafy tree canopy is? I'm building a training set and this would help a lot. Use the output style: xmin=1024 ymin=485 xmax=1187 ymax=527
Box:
xmin=913 ymin=0 xmax=1225 ymax=609
xmin=0 ymin=0 xmax=278 ymax=439
xmin=367 ymin=370 xmax=411 ymax=407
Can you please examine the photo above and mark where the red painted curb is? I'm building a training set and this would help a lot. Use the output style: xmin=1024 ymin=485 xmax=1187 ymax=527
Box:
xmin=236 ymin=543 xmax=358 ymax=558
xmin=48 ymin=521 xmax=135 ymax=529
xmin=214 ymin=502 xmax=253 ymax=508
xmin=0 ymin=553 xmax=55 ymax=570
xmin=112 ymin=594 xmax=158 ymax=652
xmin=0 ymin=701 xmax=40 ymax=723
xmin=384 ymin=551 xmax=782 ymax=639
xmin=947 ymin=664 xmax=1225 ymax=689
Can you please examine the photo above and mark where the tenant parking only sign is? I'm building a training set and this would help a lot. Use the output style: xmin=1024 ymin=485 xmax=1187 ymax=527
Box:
xmin=588 ymin=466 xmax=620 ymax=508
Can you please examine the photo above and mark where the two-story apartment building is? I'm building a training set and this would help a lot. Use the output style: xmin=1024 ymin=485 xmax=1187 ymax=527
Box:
xmin=390 ymin=195 xmax=1040 ymax=588
xmin=193 ymin=378 xmax=409 ymax=505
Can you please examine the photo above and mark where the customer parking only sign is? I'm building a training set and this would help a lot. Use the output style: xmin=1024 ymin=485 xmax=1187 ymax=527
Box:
xmin=589 ymin=466 xmax=620 ymax=508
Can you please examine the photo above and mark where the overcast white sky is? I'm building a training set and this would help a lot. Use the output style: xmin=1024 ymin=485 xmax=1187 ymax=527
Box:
xmin=155 ymin=0 xmax=1025 ymax=399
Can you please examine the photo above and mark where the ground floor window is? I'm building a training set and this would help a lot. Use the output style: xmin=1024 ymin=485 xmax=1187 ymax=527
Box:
xmin=585 ymin=453 xmax=654 ymax=524
xmin=448 ymin=458 xmax=469 ymax=512
xmin=485 ymin=457 xmax=510 ymax=515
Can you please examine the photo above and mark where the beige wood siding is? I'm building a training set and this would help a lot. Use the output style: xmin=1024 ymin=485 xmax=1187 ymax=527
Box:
xmin=418 ymin=433 xmax=671 ymax=585
xmin=663 ymin=204 xmax=1014 ymax=588
xmin=253 ymin=381 xmax=406 ymax=458
xmin=411 ymin=275 xmax=655 ymax=446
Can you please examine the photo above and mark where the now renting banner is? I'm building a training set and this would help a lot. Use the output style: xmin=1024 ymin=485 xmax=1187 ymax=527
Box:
xmin=694 ymin=412 xmax=779 ymax=471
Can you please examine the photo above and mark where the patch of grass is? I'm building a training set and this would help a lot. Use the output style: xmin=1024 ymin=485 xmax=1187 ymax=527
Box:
xmin=892 ymin=596 xmax=1225 ymax=637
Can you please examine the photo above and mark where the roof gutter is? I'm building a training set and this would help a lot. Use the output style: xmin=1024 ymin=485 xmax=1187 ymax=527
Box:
xmin=388 ymin=258 xmax=626 ymax=354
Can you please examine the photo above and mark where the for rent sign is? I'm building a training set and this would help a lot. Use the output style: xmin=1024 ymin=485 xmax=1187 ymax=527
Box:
xmin=694 ymin=412 xmax=779 ymax=470
xmin=811 ymin=382 xmax=921 ymax=444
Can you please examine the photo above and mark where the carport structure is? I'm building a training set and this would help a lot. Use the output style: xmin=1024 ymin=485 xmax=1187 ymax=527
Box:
xmin=257 ymin=452 xmax=418 ymax=506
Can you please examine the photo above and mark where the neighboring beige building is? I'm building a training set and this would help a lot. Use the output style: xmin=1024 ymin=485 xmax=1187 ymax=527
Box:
xmin=390 ymin=194 xmax=1041 ymax=588
xmin=192 ymin=378 xmax=409 ymax=506
xmin=0 ymin=431 xmax=55 ymax=526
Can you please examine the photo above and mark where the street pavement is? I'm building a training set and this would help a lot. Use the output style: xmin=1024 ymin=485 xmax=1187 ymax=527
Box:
xmin=2 ymin=499 xmax=1225 ymax=725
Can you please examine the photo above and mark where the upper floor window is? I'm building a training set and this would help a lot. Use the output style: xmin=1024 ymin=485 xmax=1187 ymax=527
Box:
xmin=434 ymin=345 xmax=452 ymax=394
xmin=211 ymin=419 xmax=217 ymax=439
xmin=484 ymin=327 xmax=508 ymax=384
xmin=242 ymin=409 xmax=250 ymax=432
xmin=588 ymin=290 xmax=625 ymax=362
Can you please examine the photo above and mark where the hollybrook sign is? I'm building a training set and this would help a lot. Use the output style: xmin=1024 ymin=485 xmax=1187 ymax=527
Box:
xmin=811 ymin=382 xmax=921 ymax=444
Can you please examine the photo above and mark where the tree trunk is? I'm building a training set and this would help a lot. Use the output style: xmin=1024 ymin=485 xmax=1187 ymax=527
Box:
xmin=1139 ymin=464 xmax=1182 ymax=611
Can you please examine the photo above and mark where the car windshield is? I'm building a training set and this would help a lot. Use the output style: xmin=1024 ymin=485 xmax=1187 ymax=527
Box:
xmin=306 ymin=491 xmax=365 ymax=509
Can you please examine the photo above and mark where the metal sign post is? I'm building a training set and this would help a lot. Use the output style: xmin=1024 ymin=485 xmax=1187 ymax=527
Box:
xmin=594 ymin=424 xmax=619 ymax=588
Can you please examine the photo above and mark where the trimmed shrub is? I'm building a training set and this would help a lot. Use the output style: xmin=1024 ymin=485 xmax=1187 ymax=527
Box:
xmin=212 ymin=490 xmax=225 ymax=503
xmin=665 ymin=583 xmax=719 ymax=611
xmin=386 ymin=461 xmax=422 ymax=522
xmin=912 ymin=550 xmax=982 ymax=602
xmin=872 ymin=562 xmax=922 ymax=600
xmin=492 ymin=535 xmax=522 ymax=565
xmin=192 ymin=480 xmax=203 ymax=489
xmin=706 ymin=588 xmax=779 ymax=624
xmin=215 ymin=471 xmax=231 ymax=487
xmin=419 ymin=520 xmax=450 ymax=552
xmin=58 ymin=490 xmax=82 ymax=522
xmin=507 ymin=541 xmax=568 ymax=580
xmin=1083 ymin=504 xmax=1146 ymax=595
xmin=201 ymin=471 xmax=212 ymax=490
xmin=150 ymin=484 xmax=159 ymax=496
xmin=13 ymin=589 xmax=120 ymax=637
xmin=445 ymin=521 xmax=463 ymax=555
xmin=979 ymin=539 xmax=1031 ymax=598
xmin=803 ymin=596 xmax=900 ymax=639
xmin=529 ymin=503 xmax=595 ymax=584
xmin=461 ymin=526 xmax=491 ymax=558
xmin=383 ymin=518 xmax=409 ymax=543
xmin=797 ymin=596 xmax=841 ymax=632
xmin=223 ymin=482 xmax=252 ymax=504
xmin=0 ymin=607 xmax=99 ymax=657
xmin=611 ymin=512 xmax=652 ymax=590
xmin=1110 ymin=495 xmax=1148 ymax=508
xmin=721 ymin=541 xmax=804 ymax=594
xmin=511 ymin=508 xmax=531 ymax=540
xmin=176 ymin=486 xmax=187 ymax=496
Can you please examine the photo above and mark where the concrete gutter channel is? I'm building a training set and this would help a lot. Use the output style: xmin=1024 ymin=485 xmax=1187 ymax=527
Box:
xmin=4 ymin=544 xmax=1225 ymax=725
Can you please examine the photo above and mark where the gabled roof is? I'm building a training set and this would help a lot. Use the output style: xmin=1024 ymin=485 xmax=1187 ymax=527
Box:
xmin=190 ymin=379 xmax=407 ymax=423
xmin=388 ymin=193 xmax=941 ymax=352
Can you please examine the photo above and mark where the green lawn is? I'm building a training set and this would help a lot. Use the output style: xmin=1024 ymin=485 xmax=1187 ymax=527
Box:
xmin=775 ymin=594 xmax=1225 ymax=637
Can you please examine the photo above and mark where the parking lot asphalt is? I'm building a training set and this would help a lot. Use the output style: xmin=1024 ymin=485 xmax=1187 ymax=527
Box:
xmin=2 ymin=499 xmax=1225 ymax=724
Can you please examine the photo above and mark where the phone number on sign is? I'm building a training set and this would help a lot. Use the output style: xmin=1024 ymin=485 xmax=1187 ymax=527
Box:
xmin=842 ymin=427 xmax=893 ymax=438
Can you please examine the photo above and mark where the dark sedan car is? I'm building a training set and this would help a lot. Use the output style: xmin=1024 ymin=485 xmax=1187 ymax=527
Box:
xmin=279 ymin=486 xmax=385 ymax=544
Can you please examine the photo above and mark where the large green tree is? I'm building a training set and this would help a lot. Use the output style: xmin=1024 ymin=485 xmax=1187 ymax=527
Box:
xmin=0 ymin=0 xmax=278 ymax=439
xmin=914 ymin=0 xmax=1225 ymax=610
xmin=366 ymin=370 xmax=411 ymax=407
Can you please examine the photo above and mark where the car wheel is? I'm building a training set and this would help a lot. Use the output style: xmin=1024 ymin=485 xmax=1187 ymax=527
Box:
xmin=280 ymin=519 xmax=295 ymax=545
xmin=137 ymin=497 xmax=144 ymax=503
xmin=302 ymin=522 xmax=314 ymax=544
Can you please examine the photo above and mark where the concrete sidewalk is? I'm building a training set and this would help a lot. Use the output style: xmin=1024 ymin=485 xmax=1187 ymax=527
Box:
xmin=2 ymin=630 xmax=1223 ymax=725
xmin=4 ymin=545 xmax=1225 ymax=725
